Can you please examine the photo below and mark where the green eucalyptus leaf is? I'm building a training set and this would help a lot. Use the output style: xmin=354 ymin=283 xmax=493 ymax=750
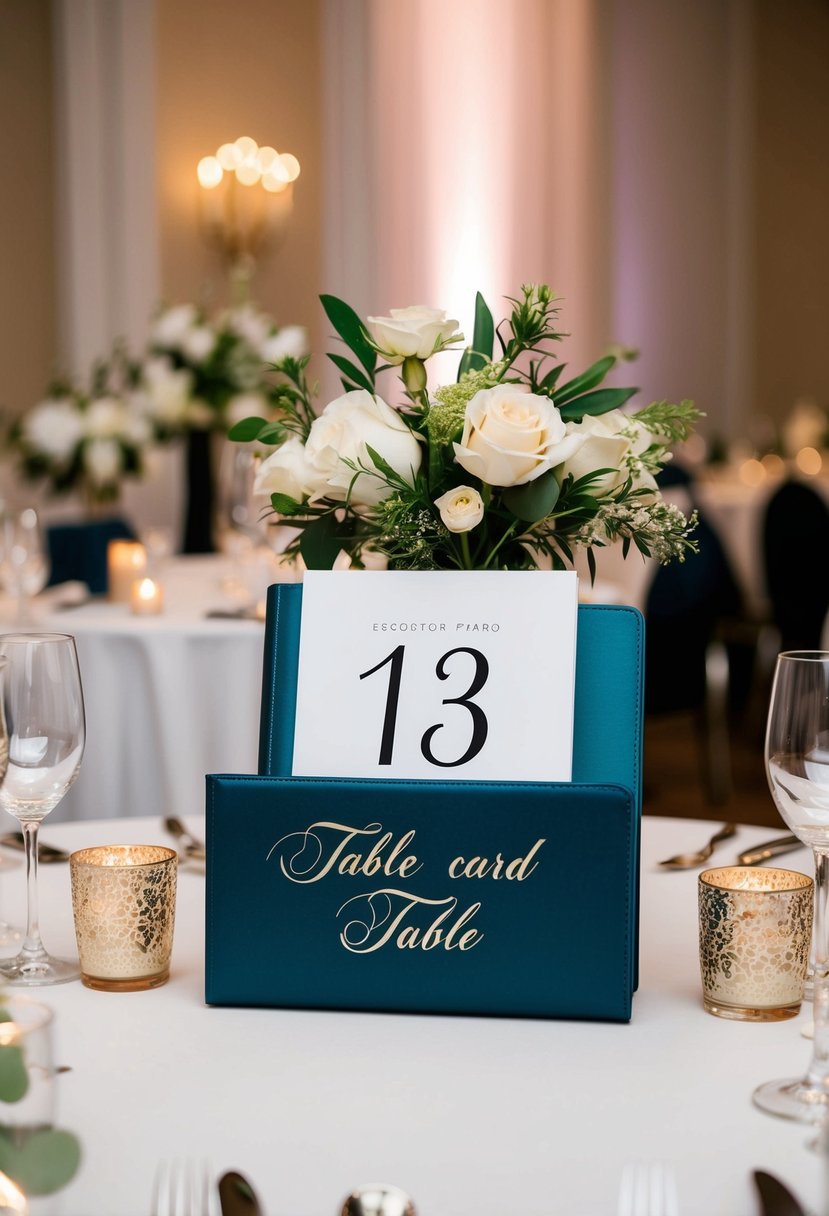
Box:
xmin=558 ymin=386 xmax=638 ymax=422
xmin=327 ymin=353 xmax=376 ymax=394
xmin=0 ymin=1045 xmax=29 ymax=1104
xmin=0 ymin=1126 xmax=81 ymax=1196
xmin=228 ymin=417 xmax=269 ymax=442
xmin=502 ymin=470 xmax=560 ymax=523
xmin=320 ymin=295 xmax=377 ymax=377
xmin=299 ymin=513 xmax=345 ymax=570
xmin=553 ymin=356 xmax=617 ymax=406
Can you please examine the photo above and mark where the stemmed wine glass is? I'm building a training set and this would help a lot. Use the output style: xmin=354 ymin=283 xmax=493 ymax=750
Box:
xmin=0 ymin=655 xmax=21 ymax=950
xmin=754 ymin=651 xmax=829 ymax=1120
xmin=0 ymin=634 xmax=85 ymax=985
xmin=0 ymin=509 xmax=50 ymax=623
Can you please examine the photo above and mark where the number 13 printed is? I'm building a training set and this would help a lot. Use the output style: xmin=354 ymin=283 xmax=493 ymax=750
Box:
xmin=359 ymin=645 xmax=490 ymax=768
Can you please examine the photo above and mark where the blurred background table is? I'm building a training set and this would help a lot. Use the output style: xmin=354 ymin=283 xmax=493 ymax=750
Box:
xmin=0 ymin=554 xmax=296 ymax=823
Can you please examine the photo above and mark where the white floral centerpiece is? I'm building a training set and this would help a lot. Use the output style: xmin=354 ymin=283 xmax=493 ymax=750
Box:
xmin=135 ymin=302 xmax=308 ymax=436
xmin=9 ymin=369 xmax=152 ymax=506
xmin=232 ymin=286 xmax=699 ymax=573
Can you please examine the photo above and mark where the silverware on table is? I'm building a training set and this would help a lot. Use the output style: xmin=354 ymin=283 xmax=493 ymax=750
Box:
xmin=218 ymin=1171 xmax=263 ymax=1216
xmin=163 ymin=816 xmax=206 ymax=863
xmin=341 ymin=1185 xmax=416 ymax=1216
xmin=0 ymin=832 xmax=69 ymax=864
xmin=752 ymin=1169 xmax=807 ymax=1216
xmin=737 ymin=834 xmax=803 ymax=866
xmin=657 ymin=822 xmax=737 ymax=870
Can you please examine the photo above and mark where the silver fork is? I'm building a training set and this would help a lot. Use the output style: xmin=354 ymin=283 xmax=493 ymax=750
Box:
xmin=618 ymin=1162 xmax=680 ymax=1216
xmin=151 ymin=1159 xmax=218 ymax=1216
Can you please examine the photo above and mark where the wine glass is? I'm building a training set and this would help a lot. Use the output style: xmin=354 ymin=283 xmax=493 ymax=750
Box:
xmin=754 ymin=651 xmax=829 ymax=1121
xmin=0 ymin=634 xmax=85 ymax=985
xmin=0 ymin=656 xmax=22 ymax=951
xmin=0 ymin=509 xmax=50 ymax=623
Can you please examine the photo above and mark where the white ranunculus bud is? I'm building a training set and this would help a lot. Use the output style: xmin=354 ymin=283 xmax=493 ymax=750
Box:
xmin=453 ymin=384 xmax=583 ymax=487
xmin=253 ymin=437 xmax=321 ymax=503
xmin=260 ymin=326 xmax=309 ymax=363
xmin=366 ymin=306 xmax=461 ymax=365
xmin=434 ymin=485 xmax=485 ymax=533
xmin=304 ymin=389 xmax=422 ymax=507
xmin=152 ymin=304 xmax=198 ymax=349
xmin=83 ymin=437 xmax=123 ymax=486
xmin=23 ymin=398 xmax=84 ymax=461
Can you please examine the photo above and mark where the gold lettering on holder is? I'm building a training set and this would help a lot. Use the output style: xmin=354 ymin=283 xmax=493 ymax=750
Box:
xmin=448 ymin=837 xmax=546 ymax=880
xmin=337 ymin=889 xmax=483 ymax=954
xmin=267 ymin=821 xmax=422 ymax=883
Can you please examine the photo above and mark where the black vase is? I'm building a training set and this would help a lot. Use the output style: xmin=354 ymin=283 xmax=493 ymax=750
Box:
xmin=182 ymin=429 xmax=215 ymax=553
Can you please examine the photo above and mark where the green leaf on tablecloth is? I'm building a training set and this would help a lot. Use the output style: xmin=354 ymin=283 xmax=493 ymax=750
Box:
xmin=299 ymin=513 xmax=346 ymax=569
xmin=0 ymin=1127 xmax=81 ymax=1195
xmin=0 ymin=1042 xmax=29 ymax=1104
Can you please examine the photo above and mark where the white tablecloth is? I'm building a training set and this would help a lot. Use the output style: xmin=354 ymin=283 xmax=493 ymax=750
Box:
xmin=0 ymin=556 xmax=292 ymax=823
xmin=12 ymin=815 xmax=821 ymax=1216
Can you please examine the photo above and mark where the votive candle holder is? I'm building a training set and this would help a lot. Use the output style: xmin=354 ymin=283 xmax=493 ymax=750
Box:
xmin=69 ymin=845 xmax=177 ymax=992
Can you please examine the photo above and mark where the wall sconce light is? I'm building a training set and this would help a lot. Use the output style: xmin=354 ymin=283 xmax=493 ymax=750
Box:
xmin=196 ymin=135 xmax=301 ymax=300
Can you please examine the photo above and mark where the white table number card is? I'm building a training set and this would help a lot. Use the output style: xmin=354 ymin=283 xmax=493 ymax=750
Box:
xmin=292 ymin=570 xmax=579 ymax=782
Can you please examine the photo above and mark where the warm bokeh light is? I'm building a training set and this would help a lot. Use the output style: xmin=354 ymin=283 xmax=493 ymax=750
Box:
xmin=262 ymin=171 xmax=288 ymax=194
xmin=256 ymin=145 xmax=279 ymax=172
xmin=234 ymin=135 xmax=258 ymax=163
xmin=795 ymin=446 xmax=822 ymax=475
xmin=235 ymin=162 xmax=261 ymax=187
xmin=738 ymin=458 xmax=766 ymax=487
xmin=760 ymin=452 xmax=785 ymax=477
xmin=279 ymin=152 xmax=301 ymax=182
xmin=196 ymin=155 xmax=223 ymax=189
xmin=217 ymin=142 xmax=241 ymax=170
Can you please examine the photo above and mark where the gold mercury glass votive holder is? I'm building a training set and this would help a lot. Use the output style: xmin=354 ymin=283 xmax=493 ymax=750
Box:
xmin=698 ymin=866 xmax=813 ymax=1022
xmin=69 ymin=845 xmax=177 ymax=992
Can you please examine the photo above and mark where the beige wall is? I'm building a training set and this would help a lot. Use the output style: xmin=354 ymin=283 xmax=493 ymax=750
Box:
xmin=155 ymin=0 xmax=324 ymax=354
xmin=0 ymin=0 xmax=56 ymax=424
xmin=753 ymin=0 xmax=829 ymax=423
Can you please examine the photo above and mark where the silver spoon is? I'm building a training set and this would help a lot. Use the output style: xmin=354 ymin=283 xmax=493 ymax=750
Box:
xmin=341 ymin=1184 xmax=416 ymax=1216
xmin=658 ymin=822 xmax=737 ymax=870
xmin=163 ymin=816 xmax=206 ymax=862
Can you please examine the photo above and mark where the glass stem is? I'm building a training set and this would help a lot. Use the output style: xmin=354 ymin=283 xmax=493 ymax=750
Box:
xmin=807 ymin=848 xmax=829 ymax=1091
xmin=21 ymin=821 xmax=45 ymax=960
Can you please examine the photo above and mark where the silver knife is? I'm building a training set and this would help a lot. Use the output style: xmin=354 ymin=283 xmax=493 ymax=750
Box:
xmin=752 ymin=1170 xmax=806 ymax=1216
xmin=738 ymin=834 xmax=803 ymax=866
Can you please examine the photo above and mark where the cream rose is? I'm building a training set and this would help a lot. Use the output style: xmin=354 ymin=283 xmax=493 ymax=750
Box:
xmin=453 ymin=384 xmax=582 ymax=487
xmin=366 ymin=306 xmax=461 ymax=365
xmin=23 ymin=399 xmax=84 ymax=461
xmin=304 ymin=389 xmax=422 ymax=507
xmin=83 ymin=437 xmax=123 ymax=486
xmin=254 ymin=437 xmax=321 ymax=503
xmin=434 ymin=486 xmax=485 ymax=533
xmin=560 ymin=409 xmax=649 ymax=494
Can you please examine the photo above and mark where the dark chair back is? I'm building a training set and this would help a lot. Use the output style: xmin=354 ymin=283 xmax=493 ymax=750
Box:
xmin=47 ymin=517 xmax=136 ymax=595
xmin=762 ymin=480 xmax=829 ymax=652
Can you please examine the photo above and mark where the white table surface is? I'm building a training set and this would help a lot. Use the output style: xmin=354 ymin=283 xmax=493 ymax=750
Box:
xmin=9 ymin=814 xmax=822 ymax=1216
xmin=0 ymin=555 xmax=295 ymax=824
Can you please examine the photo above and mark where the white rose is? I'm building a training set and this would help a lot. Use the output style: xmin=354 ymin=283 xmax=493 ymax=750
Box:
xmin=83 ymin=438 xmax=123 ymax=486
xmin=260 ymin=326 xmax=308 ymax=363
xmin=254 ymin=437 xmax=320 ymax=503
xmin=434 ymin=485 xmax=485 ymax=533
xmin=305 ymin=389 xmax=422 ymax=507
xmin=453 ymin=384 xmax=582 ymax=487
xmin=23 ymin=398 xmax=84 ymax=461
xmin=141 ymin=358 xmax=194 ymax=426
xmin=561 ymin=409 xmax=649 ymax=494
xmin=181 ymin=325 xmax=216 ymax=364
xmin=152 ymin=304 xmax=198 ymax=349
xmin=366 ymin=306 xmax=461 ymax=364
xmin=226 ymin=304 xmax=271 ymax=350
xmin=84 ymin=396 xmax=128 ymax=439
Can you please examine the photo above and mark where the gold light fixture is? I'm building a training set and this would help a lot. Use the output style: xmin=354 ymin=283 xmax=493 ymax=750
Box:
xmin=196 ymin=135 xmax=301 ymax=300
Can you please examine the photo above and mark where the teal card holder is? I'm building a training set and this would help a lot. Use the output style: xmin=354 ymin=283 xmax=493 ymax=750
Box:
xmin=205 ymin=774 xmax=636 ymax=1022
xmin=255 ymin=584 xmax=645 ymax=989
